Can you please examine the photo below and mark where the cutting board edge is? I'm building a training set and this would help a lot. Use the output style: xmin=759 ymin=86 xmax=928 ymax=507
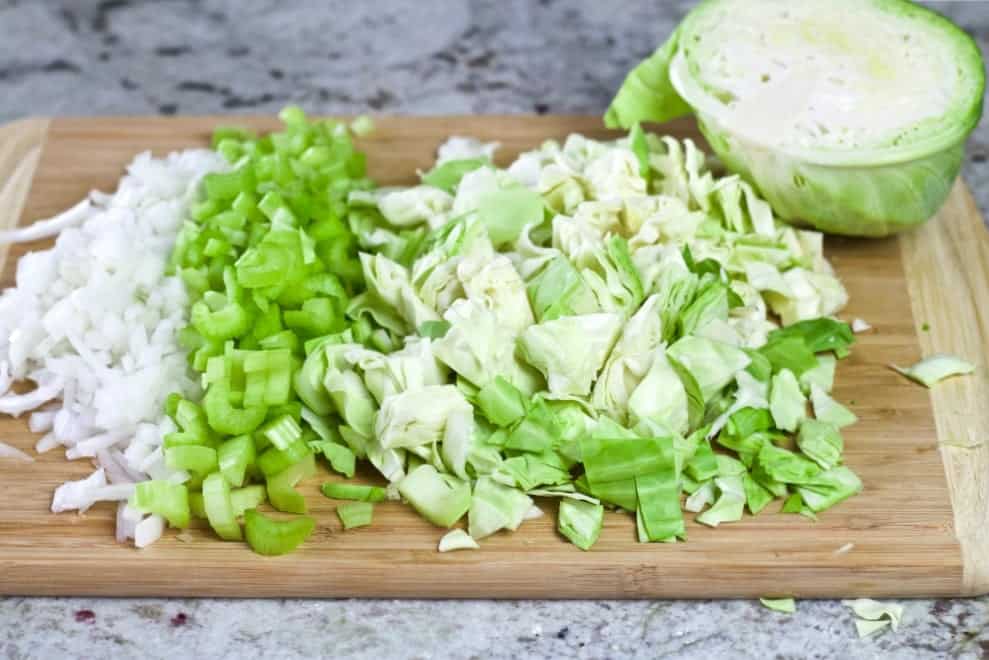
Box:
xmin=0 ymin=554 xmax=968 ymax=599
xmin=900 ymin=180 xmax=989 ymax=597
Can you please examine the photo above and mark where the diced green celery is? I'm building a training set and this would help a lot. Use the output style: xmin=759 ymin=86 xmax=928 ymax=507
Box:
xmin=164 ymin=445 xmax=218 ymax=476
xmin=257 ymin=437 xmax=312 ymax=478
xmin=203 ymin=472 xmax=242 ymax=541
xmin=320 ymin=482 xmax=386 ymax=502
xmin=217 ymin=434 xmax=256 ymax=487
xmin=132 ymin=481 xmax=190 ymax=528
xmin=189 ymin=492 xmax=207 ymax=519
xmin=230 ymin=485 xmax=267 ymax=518
xmin=262 ymin=413 xmax=303 ymax=450
xmin=204 ymin=380 xmax=268 ymax=435
xmin=266 ymin=453 xmax=317 ymax=514
xmin=244 ymin=509 xmax=315 ymax=556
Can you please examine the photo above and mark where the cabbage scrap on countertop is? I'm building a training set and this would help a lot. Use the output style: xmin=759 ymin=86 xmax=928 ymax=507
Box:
xmin=314 ymin=128 xmax=861 ymax=549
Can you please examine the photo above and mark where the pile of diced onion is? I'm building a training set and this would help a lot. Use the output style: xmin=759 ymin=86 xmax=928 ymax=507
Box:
xmin=0 ymin=149 xmax=226 ymax=546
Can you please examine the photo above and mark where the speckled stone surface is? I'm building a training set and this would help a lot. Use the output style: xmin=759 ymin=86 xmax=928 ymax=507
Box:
xmin=1 ymin=1 xmax=987 ymax=658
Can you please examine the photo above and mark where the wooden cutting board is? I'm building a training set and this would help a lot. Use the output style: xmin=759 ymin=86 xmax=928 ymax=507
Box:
xmin=0 ymin=116 xmax=986 ymax=599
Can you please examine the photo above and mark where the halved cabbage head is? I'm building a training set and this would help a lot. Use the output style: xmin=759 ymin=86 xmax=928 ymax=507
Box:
xmin=606 ymin=0 xmax=985 ymax=237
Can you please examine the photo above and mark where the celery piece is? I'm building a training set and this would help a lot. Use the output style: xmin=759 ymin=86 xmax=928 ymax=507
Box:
xmin=189 ymin=492 xmax=207 ymax=519
xmin=261 ymin=413 xmax=303 ymax=451
xmin=266 ymin=453 xmax=316 ymax=514
xmin=132 ymin=480 xmax=190 ymax=529
xmin=164 ymin=445 xmax=218 ymax=477
xmin=320 ymin=482 xmax=386 ymax=503
xmin=257 ymin=437 xmax=312 ymax=478
xmin=230 ymin=485 xmax=267 ymax=518
xmin=203 ymin=472 xmax=242 ymax=541
xmin=244 ymin=509 xmax=315 ymax=556
xmin=217 ymin=434 xmax=256 ymax=488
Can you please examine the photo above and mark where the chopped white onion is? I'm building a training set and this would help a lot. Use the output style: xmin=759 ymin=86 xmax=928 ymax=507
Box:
xmin=134 ymin=514 xmax=165 ymax=548
xmin=0 ymin=440 xmax=34 ymax=462
xmin=851 ymin=318 xmax=872 ymax=333
xmin=51 ymin=468 xmax=107 ymax=513
xmin=35 ymin=432 xmax=58 ymax=454
xmin=0 ymin=198 xmax=92 ymax=244
xmin=0 ymin=149 xmax=226 ymax=547
xmin=115 ymin=502 xmax=142 ymax=543
xmin=0 ymin=377 xmax=63 ymax=417
xmin=28 ymin=409 xmax=56 ymax=433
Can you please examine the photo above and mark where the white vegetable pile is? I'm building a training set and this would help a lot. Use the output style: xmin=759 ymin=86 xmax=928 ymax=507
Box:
xmin=0 ymin=149 xmax=225 ymax=546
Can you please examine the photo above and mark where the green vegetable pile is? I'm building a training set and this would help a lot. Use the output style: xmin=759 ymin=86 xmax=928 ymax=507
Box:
xmin=135 ymin=108 xmax=865 ymax=555
xmin=133 ymin=107 xmax=376 ymax=555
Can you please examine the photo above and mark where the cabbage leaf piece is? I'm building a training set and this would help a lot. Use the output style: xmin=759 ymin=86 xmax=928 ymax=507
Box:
xmin=518 ymin=313 xmax=622 ymax=397
xmin=891 ymin=354 xmax=975 ymax=388
xmin=667 ymin=335 xmax=750 ymax=402
xmin=841 ymin=598 xmax=904 ymax=638
xmin=375 ymin=385 xmax=472 ymax=450
xmin=809 ymin=384 xmax=858 ymax=428
xmin=557 ymin=498 xmax=604 ymax=550
xmin=769 ymin=369 xmax=806 ymax=433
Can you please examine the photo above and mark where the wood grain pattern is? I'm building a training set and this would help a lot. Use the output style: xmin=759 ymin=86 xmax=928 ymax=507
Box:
xmin=0 ymin=115 xmax=982 ymax=598
xmin=900 ymin=181 xmax=989 ymax=596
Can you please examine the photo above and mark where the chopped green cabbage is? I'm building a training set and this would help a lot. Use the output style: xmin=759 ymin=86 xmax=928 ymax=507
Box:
xmin=810 ymin=385 xmax=858 ymax=429
xmin=842 ymin=598 xmax=904 ymax=638
xmin=759 ymin=598 xmax=796 ymax=614
xmin=892 ymin=354 xmax=976 ymax=388
xmin=438 ymin=528 xmax=480 ymax=552
xmin=769 ymin=369 xmax=806 ymax=432
xmin=557 ymin=499 xmax=604 ymax=550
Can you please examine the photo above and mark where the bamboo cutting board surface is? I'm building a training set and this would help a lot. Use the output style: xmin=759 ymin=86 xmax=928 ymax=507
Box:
xmin=0 ymin=116 xmax=986 ymax=599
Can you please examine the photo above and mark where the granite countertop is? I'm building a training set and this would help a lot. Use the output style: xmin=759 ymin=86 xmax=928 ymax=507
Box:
xmin=1 ymin=1 xmax=987 ymax=658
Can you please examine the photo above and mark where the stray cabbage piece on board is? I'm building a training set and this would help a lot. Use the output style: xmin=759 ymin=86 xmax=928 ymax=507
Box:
xmin=891 ymin=354 xmax=976 ymax=388
xmin=605 ymin=0 xmax=985 ymax=236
